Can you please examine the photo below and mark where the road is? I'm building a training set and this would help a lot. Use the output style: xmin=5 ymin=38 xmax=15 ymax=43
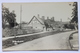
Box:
xmin=3 ymin=30 xmax=76 ymax=51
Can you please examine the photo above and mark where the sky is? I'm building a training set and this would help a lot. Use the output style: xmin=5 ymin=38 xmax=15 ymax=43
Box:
xmin=3 ymin=2 xmax=74 ymax=23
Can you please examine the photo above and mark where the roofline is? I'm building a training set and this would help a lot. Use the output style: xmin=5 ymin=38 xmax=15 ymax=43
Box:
xmin=28 ymin=16 xmax=35 ymax=24
xmin=28 ymin=16 xmax=44 ymax=25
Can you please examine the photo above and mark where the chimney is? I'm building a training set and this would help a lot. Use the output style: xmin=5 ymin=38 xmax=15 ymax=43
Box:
xmin=51 ymin=17 xmax=55 ymax=21
xmin=47 ymin=16 xmax=49 ymax=20
xmin=42 ymin=16 xmax=45 ymax=21
xmin=42 ymin=16 xmax=44 ymax=18
xmin=38 ymin=14 xmax=40 ymax=18
xmin=60 ymin=19 xmax=62 ymax=22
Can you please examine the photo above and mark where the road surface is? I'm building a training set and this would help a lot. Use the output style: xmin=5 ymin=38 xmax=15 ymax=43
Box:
xmin=3 ymin=31 xmax=76 ymax=51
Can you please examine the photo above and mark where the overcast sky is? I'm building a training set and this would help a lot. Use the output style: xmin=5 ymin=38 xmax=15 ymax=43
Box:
xmin=3 ymin=2 xmax=74 ymax=23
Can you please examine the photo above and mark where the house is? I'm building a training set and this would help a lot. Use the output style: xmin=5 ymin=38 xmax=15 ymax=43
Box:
xmin=28 ymin=16 xmax=45 ymax=31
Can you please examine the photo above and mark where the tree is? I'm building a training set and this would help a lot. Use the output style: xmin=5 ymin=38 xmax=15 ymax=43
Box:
xmin=71 ymin=2 xmax=78 ymax=23
xmin=2 ymin=6 xmax=9 ymax=28
xmin=44 ymin=21 xmax=49 ymax=31
xmin=2 ymin=5 xmax=18 ymax=29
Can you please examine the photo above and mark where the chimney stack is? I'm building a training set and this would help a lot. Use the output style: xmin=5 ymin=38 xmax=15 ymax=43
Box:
xmin=47 ymin=16 xmax=49 ymax=20
xmin=42 ymin=16 xmax=45 ymax=21
xmin=38 ymin=14 xmax=40 ymax=18
xmin=60 ymin=19 xmax=62 ymax=22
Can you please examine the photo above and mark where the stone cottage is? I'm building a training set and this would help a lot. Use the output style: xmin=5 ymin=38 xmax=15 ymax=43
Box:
xmin=28 ymin=15 xmax=45 ymax=31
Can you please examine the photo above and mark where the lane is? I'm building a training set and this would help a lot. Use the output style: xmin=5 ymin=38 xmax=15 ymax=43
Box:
xmin=3 ymin=30 xmax=69 ymax=48
xmin=3 ymin=31 xmax=76 ymax=51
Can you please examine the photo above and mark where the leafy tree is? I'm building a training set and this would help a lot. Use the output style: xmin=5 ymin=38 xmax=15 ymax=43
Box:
xmin=71 ymin=2 xmax=78 ymax=23
xmin=2 ymin=5 xmax=18 ymax=29
xmin=63 ymin=23 xmax=75 ymax=30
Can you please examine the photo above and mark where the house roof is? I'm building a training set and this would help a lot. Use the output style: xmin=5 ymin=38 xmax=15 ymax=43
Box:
xmin=28 ymin=16 xmax=44 ymax=25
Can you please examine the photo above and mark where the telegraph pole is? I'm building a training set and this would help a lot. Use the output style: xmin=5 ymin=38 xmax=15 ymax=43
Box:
xmin=20 ymin=5 xmax=22 ymax=29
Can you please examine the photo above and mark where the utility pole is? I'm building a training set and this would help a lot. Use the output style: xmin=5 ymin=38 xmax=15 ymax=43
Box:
xmin=20 ymin=5 xmax=22 ymax=29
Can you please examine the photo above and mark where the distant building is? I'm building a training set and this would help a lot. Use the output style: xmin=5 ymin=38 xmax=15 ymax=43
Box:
xmin=28 ymin=16 xmax=45 ymax=31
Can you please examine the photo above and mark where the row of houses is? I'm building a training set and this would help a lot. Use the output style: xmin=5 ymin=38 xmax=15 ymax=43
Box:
xmin=21 ymin=15 xmax=65 ymax=32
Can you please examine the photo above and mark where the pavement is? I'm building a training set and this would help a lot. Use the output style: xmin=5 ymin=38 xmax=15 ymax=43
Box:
xmin=2 ymin=30 xmax=51 ymax=41
xmin=3 ymin=30 xmax=76 ymax=51
xmin=69 ymin=32 xmax=79 ymax=50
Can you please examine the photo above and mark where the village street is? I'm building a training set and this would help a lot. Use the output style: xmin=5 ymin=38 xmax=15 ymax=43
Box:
xmin=3 ymin=30 xmax=77 ymax=51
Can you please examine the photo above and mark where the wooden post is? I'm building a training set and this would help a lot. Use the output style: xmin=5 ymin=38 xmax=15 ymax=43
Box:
xmin=20 ymin=5 xmax=22 ymax=29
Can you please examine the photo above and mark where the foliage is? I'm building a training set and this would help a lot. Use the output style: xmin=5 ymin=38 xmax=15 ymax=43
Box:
xmin=71 ymin=2 xmax=78 ymax=23
xmin=63 ymin=23 xmax=75 ymax=30
xmin=2 ymin=6 xmax=18 ymax=29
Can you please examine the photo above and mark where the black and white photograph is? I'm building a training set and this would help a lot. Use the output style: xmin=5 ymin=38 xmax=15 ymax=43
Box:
xmin=2 ymin=2 xmax=79 ymax=51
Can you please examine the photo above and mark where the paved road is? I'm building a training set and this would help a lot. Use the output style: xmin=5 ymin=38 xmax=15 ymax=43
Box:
xmin=3 ymin=31 xmax=76 ymax=51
